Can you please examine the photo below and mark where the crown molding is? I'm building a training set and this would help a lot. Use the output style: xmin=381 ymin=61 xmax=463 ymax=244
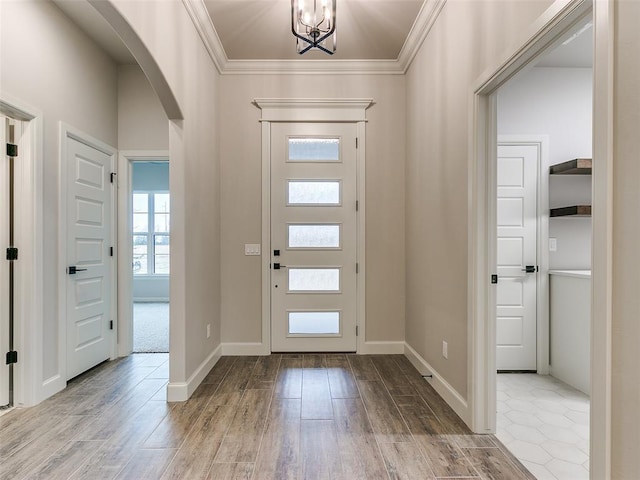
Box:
xmin=397 ymin=0 xmax=447 ymax=72
xmin=183 ymin=0 xmax=445 ymax=75
xmin=182 ymin=0 xmax=227 ymax=73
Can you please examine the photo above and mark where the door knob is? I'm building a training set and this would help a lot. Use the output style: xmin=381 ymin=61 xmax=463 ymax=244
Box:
xmin=68 ymin=266 xmax=88 ymax=275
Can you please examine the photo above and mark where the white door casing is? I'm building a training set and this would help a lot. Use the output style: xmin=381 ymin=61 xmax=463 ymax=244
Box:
xmin=496 ymin=143 xmax=538 ymax=371
xmin=65 ymin=133 xmax=114 ymax=380
xmin=0 ymin=116 xmax=10 ymax=406
xmin=270 ymin=122 xmax=358 ymax=352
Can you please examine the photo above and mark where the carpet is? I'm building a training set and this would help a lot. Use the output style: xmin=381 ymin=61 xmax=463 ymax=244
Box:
xmin=133 ymin=302 xmax=169 ymax=353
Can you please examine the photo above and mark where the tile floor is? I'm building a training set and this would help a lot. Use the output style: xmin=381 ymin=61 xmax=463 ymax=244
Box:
xmin=496 ymin=373 xmax=590 ymax=480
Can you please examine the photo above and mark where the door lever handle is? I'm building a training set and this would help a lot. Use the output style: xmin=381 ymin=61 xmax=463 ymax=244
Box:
xmin=68 ymin=266 xmax=88 ymax=275
xmin=273 ymin=263 xmax=287 ymax=270
xmin=521 ymin=265 xmax=537 ymax=273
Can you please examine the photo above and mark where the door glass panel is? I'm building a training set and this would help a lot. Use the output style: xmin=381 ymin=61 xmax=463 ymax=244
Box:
xmin=288 ymin=311 xmax=340 ymax=335
xmin=288 ymin=224 xmax=340 ymax=249
xmin=288 ymin=268 xmax=340 ymax=292
xmin=287 ymin=181 xmax=341 ymax=205
xmin=288 ymin=138 xmax=340 ymax=162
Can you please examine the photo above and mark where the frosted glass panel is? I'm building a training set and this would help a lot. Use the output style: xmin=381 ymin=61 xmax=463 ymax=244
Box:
xmin=288 ymin=312 xmax=340 ymax=334
xmin=288 ymin=224 xmax=340 ymax=248
xmin=288 ymin=181 xmax=340 ymax=205
xmin=288 ymin=138 xmax=340 ymax=162
xmin=289 ymin=268 xmax=340 ymax=291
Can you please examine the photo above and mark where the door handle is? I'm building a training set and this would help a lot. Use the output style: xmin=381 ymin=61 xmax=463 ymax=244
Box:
xmin=68 ymin=266 xmax=88 ymax=275
xmin=273 ymin=263 xmax=287 ymax=270
xmin=521 ymin=265 xmax=537 ymax=273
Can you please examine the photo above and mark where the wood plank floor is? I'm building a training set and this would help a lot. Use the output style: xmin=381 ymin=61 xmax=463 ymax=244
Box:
xmin=0 ymin=353 xmax=536 ymax=480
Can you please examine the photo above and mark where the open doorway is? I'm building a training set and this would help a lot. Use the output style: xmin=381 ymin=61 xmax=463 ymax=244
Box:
xmin=131 ymin=160 xmax=170 ymax=353
xmin=493 ymin=15 xmax=593 ymax=480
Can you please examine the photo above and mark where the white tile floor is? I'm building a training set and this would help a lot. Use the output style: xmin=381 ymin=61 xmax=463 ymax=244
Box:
xmin=497 ymin=373 xmax=590 ymax=480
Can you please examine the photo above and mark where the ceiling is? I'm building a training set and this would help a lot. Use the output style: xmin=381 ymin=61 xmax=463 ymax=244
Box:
xmin=51 ymin=0 xmax=593 ymax=73
xmin=204 ymin=0 xmax=425 ymax=61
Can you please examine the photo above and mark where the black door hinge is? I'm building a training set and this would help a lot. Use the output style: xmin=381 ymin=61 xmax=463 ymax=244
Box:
xmin=6 ymin=351 xmax=17 ymax=365
xmin=109 ymin=320 xmax=113 ymax=330
xmin=110 ymin=247 xmax=113 ymax=257
xmin=356 ymin=325 xmax=359 ymax=336
xmin=6 ymin=247 xmax=18 ymax=261
xmin=356 ymin=137 xmax=359 ymax=149
xmin=110 ymin=172 xmax=116 ymax=184
xmin=6 ymin=143 xmax=18 ymax=157
xmin=491 ymin=274 xmax=498 ymax=284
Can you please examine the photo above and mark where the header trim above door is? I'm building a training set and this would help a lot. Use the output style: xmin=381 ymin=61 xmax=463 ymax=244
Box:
xmin=254 ymin=98 xmax=374 ymax=122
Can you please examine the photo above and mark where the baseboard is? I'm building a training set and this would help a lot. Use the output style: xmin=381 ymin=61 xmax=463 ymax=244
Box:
xmin=222 ymin=342 xmax=270 ymax=356
xmin=359 ymin=341 xmax=405 ymax=354
xmin=404 ymin=342 xmax=471 ymax=427
xmin=167 ymin=344 xmax=222 ymax=402
xmin=132 ymin=298 xmax=169 ymax=303
xmin=38 ymin=374 xmax=66 ymax=406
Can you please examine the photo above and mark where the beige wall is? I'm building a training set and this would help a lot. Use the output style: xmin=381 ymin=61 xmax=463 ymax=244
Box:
xmin=117 ymin=65 xmax=169 ymax=151
xmin=1 ymin=0 xmax=118 ymax=383
xmin=405 ymin=0 xmax=553 ymax=397
xmin=112 ymin=0 xmax=222 ymax=381
xmin=612 ymin=0 xmax=640 ymax=476
xmin=219 ymin=74 xmax=406 ymax=345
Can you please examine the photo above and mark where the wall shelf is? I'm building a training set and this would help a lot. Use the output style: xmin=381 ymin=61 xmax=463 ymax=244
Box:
xmin=550 ymin=205 xmax=592 ymax=217
xmin=549 ymin=158 xmax=592 ymax=175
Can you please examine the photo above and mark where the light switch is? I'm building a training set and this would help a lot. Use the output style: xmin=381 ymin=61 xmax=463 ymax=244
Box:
xmin=549 ymin=238 xmax=557 ymax=252
xmin=245 ymin=244 xmax=261 ymax=256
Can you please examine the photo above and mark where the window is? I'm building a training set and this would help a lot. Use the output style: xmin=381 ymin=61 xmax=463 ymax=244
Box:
xmin=133 ymin=192 xmax=170 ymax=275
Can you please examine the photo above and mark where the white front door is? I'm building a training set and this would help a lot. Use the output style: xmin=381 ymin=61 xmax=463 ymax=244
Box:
xmin=270 ymin=122 xmax=358 ymax=352
xmin=0 ymin=116 xmax=10 ymax=405
xmin=496 ymin=143 xmax=538 ymax=371
xmin=66 ymin=135 xmax=113 ymax=380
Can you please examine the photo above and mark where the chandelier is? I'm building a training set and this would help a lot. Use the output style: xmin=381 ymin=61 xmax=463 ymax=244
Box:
xmin=291 ymin=0 xmax=337 ymax=55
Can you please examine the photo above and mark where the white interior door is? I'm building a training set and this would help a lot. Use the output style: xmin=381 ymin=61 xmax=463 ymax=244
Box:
xmin=0 ymin=116 xmax=10 ymax=405
xmin=496 ymin=143 xmax=538 ymax=370
xmin=270 ymin=123 xmax=358 ymax=352
xmin=66 ymin=135 xmax=113 ymax=380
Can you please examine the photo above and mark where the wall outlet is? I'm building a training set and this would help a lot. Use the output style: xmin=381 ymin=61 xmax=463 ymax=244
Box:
xmin=206 ymin=324 xmax=211 ymax=339
xmin=442 ymin=340 xmax=448 ymax=359
xmin=549 ymin=238 xmax=557 ymax=252
xmin=244 ymin=244 xmax=261 ymax=256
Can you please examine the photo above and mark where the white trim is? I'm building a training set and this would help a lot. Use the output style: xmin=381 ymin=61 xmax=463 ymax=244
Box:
xmin=396 ymin=0 xmax=447 ymax=73
xmin=222 ymin=343 xmax=268 ymax=356
xmin=254 ymin=99 xmax=374 ymax=123
xmin=497 ymin=135 xmax=550 ymax=375
xmin=181 ymin=0 xmax=445 ymax=75
xmin=0 ymin=94 xmax=44 ymax=407
xmin=404 ymin=342 xmax=470 ymax=426
xmin=59 ymin=123 xmax=117 ymax=383
xmin=358 ymin=341 xmax=404 ymax=355
xmin=255 ymin=98 xmax=370 ymax=354
xmin=590 ymin=0 xmax=613 ymax=477
xmin=167 ymin=343 xmax=221 ymax=401
xmin=117 ymin=151 xmax=170 ymax=357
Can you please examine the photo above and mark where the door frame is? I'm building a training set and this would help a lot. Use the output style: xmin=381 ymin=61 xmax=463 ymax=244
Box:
xmin=58 ymin=123 xmax=118 ymax=380
xmin=117 ymin=150 xmax=170 ymax=357
xmin=254 ymin=98 xmax=372 ymax=355
xmin=0 ymin=94 xmax=44 ymax=406
xmin=469 ymin=0 xmax=612 ymax=477
xmin=497 ymin=135 xmax=550 ymax=375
